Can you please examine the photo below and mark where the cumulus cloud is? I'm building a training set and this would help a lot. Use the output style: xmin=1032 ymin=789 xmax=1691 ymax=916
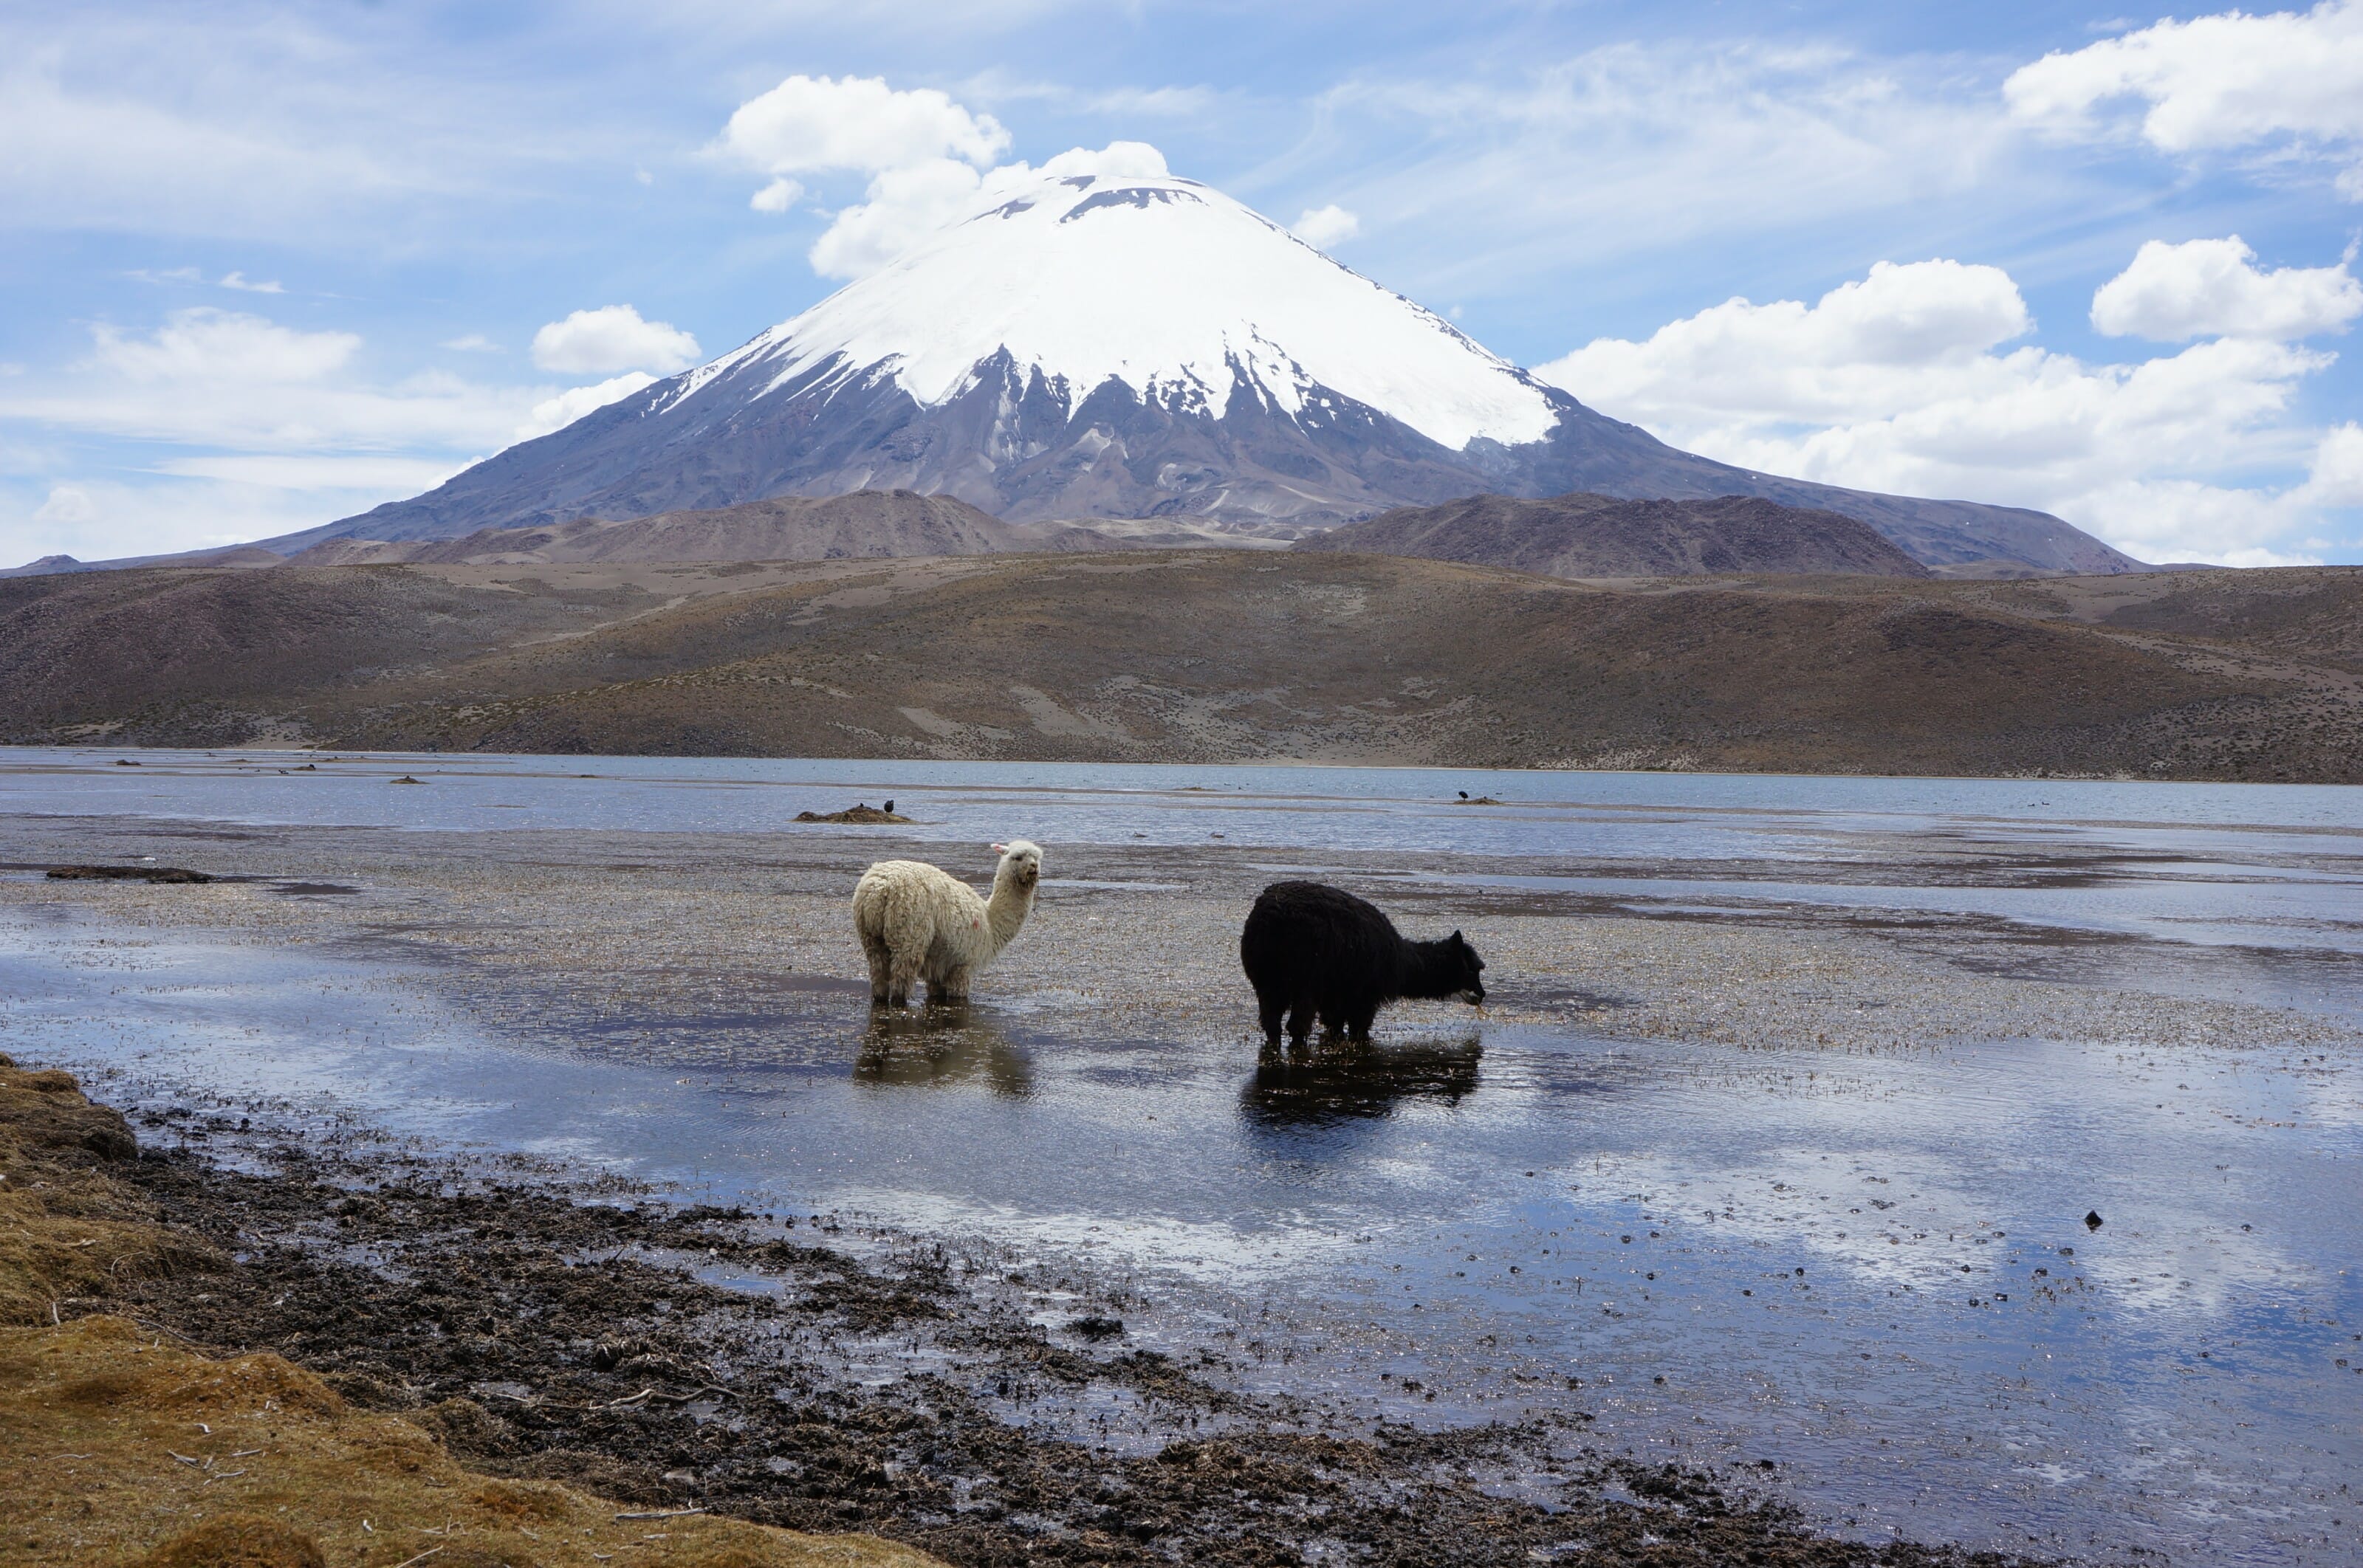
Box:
xmin=1292 ymin=204 xmax=1360 ymax=249
xmin=90 ymin=306 xmax=358 ymax=385
xmin=807 ymin=140 xmax=1169 ymax=280
xmin=0 ymin=303 xmax=679 ymax=561
xmin=529 ymin=305 xmax=699 ymax=375
xmin=714 ymin=72 xmax=1179 ymax=278
xmin=721 ymin=75 xmax=1009 ymax=182
xmin=2005 ymin=1 xmax=2363 ymax=194
xmin=1534 ymin=254 xmax=2350 ymax=565
xmin=2091 ymin=236 xmax=2363 ymax=340
xmin=519 ymin=373 xmax=658 ymax=439
xmin=750 ymin=177 xmax=803 ymax=213
xmin=1 ymin=310 xmax=513 ymax=453
xmin=32 ymin=484 xmax=97 ymax=524
xmin=2298 ymin=422 xmax=2363 ymax=506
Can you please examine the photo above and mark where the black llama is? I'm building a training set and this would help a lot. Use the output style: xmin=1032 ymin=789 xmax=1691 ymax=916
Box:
xmin=1240 ymin=881 xmax=1486 ymax=1050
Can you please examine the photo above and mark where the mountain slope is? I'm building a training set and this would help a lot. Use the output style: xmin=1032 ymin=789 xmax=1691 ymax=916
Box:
xmin=289 ymin=489 xmax=1118 ymax=566
xmin=306 ymin=169 xmax=2139 ymax=577
xmin=1302 ymin=493 xmax=1932 ymax=578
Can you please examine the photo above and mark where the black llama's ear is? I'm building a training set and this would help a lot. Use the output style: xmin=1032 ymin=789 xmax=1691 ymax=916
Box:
xmin=1451 ymin=929 xmax=1465 ymax=944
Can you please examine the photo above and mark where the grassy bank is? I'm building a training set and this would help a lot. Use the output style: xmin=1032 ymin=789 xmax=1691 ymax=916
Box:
xmin=0 ymin=1053 xmax=937 ymax=1568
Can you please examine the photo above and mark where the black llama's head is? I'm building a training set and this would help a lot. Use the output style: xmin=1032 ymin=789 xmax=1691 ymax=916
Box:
xmin=1444 ymin=931 xmax=1486 ymax=1004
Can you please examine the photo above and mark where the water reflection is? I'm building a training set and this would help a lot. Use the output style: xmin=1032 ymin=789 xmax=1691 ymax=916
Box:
xmin=1240 ymin=1034 xmax=1483 ymax=1127
xmin=852 ymin=1006 xmax=1034 ymax=1097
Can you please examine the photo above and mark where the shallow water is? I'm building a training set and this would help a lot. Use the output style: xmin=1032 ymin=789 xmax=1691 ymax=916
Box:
xmin=4 ymin=746 xmax=2362 ymax=1564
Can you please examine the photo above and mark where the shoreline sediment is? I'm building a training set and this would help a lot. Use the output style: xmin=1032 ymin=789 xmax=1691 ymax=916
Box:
xmin=4 ymin=1052 xmax=2036 ymax=1567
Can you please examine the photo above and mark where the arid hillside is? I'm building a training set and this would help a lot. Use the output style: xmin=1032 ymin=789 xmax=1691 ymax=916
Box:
xmin=3 ymin=551 xmax=2359 ymax=780
xmin=1302 ymin=492 xmax=1933 ymax=578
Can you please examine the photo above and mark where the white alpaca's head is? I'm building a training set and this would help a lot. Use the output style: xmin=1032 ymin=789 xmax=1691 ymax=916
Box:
xmin=990 ymin=839 xmax=1043 ymax=893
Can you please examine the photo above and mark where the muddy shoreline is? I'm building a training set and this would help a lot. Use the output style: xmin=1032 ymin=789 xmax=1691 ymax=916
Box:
xmin=72 ymin=1078 xmax=2032 ymax=1567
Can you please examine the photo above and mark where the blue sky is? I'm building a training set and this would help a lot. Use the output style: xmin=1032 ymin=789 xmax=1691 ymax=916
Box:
xmin=4 ymin=0 xmax=2361 ymax=566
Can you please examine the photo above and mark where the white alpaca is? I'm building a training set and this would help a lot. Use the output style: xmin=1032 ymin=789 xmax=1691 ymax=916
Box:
xmin=852 ymin=840 xmax=1043 ymax=1006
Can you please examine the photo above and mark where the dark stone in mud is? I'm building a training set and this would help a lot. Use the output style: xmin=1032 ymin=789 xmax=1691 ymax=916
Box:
xmin=2085 ymin=1210 xmax=2104 ymax=1230
xmin=47 ymin=863 xmax=216 ymax=884
xmin=1064 ymin=1314 xmax=1124 ymax=1341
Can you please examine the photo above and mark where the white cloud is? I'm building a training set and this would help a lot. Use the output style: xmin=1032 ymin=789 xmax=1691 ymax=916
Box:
xmin=529 ymin=305 xmax=699 ymax=375
xmin=2297 ymin=422 xmax=2363 ymax=506
xmin=1534 ymin=255 xmax=2350 ymax=565
xmin=750 ymin=176 xmax=803 ymax=213
xmin=806 ymin=140 xmax=1168 ymax=279
xmin=1301 ymin=44 xmax=2020 ymax=307
xmin=713 ymin=73 xmax=1177 ymax=278
xmin=2091 ymin=236 xmax=2363 ymax=340
xmin=806 ymin=158 xmax=1002 ymax=278
xmin=218 ymin=270 xmax=283 ymax=293
xmin=1292 ymin=204 xmax=1360 ymax=248
xmin=150 ymin=454 xmax=467 ymax=492
xmin=520 ymin=372 xmax=656 ymax=439
xmin=441 ymin=334 xmax=498 ymax=353
xmin=91 ymin=307 xmax=359 ymax=385
xmin=2005 ymin=1 xmax=2363 ymax=194
xmin=32 ymin=484 xmax=97 ymax=525
xmin=0 ymin=309 xmax=535 ymax=453
xmin=0 ymin=302 xmax=656 ymax=562
xmin=1 ymin=471 xmax=432 ymax=566
xmin=719 ymin=74 xmax=1009 ymax=182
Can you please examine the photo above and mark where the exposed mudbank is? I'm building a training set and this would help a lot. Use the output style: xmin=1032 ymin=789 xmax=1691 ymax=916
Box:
xmin=83 ymin=1081 xmax=2032 ymax=1567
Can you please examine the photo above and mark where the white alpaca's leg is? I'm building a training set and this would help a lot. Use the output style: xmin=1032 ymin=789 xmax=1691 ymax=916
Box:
xmin=888 ymin=945 xmax=923 ymax=1006
xmin=880 ymin=892 xmax=933 ymax=1008
xmin=859 ymin=926 xmax=894 ymax=1004
xmin=935 ymin=964 xmax=973 ymax=1003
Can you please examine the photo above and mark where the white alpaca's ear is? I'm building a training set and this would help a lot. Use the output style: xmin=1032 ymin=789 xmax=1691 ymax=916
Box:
xmin=992 ymin=842 xmax=1008 ymax=853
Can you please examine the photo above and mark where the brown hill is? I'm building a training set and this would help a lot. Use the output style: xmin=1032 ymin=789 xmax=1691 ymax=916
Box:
xmin=1302 ymin=492 xmax=1932 ymax=578
xmin=3 ymin=553 xmax=2358 ymax=781
xmin=9 ymin=550 xmax=2353 ymax=784
xmin=287 ymin=489 xmax=1121 ymax=567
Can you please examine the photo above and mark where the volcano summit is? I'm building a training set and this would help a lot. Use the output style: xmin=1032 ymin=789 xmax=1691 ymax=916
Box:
xmin=319 ymin=164 xmax=2136 ymax=575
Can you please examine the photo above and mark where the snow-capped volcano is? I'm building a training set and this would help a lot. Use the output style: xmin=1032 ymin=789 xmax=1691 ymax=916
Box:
xmin=680 ymin=170 xmax=1560 ymax=452
xmin=318 ymin=165 xmax=2139 ymax=574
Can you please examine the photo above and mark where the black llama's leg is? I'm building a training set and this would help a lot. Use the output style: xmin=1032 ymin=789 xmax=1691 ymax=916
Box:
xmin=1347 ymin=1005 xmax=1378 ymax=1045
xmin=1258 ymin=991 xmax=1286 ymax=1050
xmin=1286 ymin=1000 xmax=1314 ymax=1051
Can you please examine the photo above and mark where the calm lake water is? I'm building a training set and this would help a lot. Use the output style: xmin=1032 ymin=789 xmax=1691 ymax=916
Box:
xmin=4 ymin=748 xmax=2360 ymax=1565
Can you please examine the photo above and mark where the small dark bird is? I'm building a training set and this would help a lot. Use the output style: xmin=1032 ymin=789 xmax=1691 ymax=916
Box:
xmin=1458 ymin=790 xmax=1469 ymax=800
xmin=2085 ymin=1210 xmax=2104 ymax=1230
xmin=884 ymin=800 xmax=894 ymax=814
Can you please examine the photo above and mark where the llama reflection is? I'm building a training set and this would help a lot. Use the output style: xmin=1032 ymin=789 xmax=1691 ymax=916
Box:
xmin=853 ymin=1005 xmax=1033 ymax=1098
xmin=1240 ymin=1034 xmax=1482 ymax=1128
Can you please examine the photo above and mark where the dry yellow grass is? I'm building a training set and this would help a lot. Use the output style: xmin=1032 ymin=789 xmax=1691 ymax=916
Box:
xmin=0 ymin=1056 xmax=943 ymax=1568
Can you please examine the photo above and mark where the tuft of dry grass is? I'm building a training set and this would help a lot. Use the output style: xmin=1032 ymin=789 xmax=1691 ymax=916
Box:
xmin=0 ymin=1055 xmax=942 ymax=1568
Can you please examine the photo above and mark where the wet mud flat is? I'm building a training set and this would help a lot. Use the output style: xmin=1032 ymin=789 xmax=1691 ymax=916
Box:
xmin=94 ymin=1093 xmax=2032 ymax=1568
